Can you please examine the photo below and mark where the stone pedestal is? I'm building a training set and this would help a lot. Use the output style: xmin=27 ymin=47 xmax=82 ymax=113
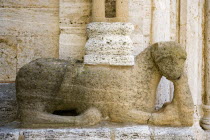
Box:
xmin=84 ymin=22 xmax=135 ymax=66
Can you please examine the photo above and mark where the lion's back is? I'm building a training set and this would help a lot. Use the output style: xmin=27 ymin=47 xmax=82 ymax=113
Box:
xmin=16 ymin=58 xmax=69 ymax=110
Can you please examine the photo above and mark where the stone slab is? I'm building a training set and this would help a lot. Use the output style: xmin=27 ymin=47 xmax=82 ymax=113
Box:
xmin=84 ymin=22 xmax=135 ymax=66
xmin=0 ymin=36 xmax=17 ymax=81
xmin=0 ymin=0 xmax=59 ymax=8
xmin=59 ymin=34 xmax=86 ymax=60
xmin=84 ymin=55 xmax=135 ymax=66
xmin=0 ymin=123 xmax=206 ymax=140
xmin=129 ymin=0 xmax=152 ymax=55
xmin=59 ymin=0 xmax=91 ymax=61
xmin=0 ymin=8 xmax=59 ymax=36
xmin=59 ymin=1 xmax=91 ymax=26
xmin=16 ymin=36 xmax=59 ymax=70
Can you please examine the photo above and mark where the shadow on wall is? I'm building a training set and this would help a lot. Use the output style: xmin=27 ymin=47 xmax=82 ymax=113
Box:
xmin=0 ymin=83 xmax=17 ymax=126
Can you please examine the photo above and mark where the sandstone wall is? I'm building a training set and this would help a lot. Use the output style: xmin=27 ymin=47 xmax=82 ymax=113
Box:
xmin=0 ymin=0 xmax=60 ymax=125
xmin=59 ymin=0 xmax=91 ymax=61
xmin=0 ymin=0 xmax=207 ymax=125
xmin=0 ymin=0 xmax=59 ymax=82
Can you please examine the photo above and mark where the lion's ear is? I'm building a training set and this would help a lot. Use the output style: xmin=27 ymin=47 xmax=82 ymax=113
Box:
xmin=150 ymin=42 xmax=159 ymax=62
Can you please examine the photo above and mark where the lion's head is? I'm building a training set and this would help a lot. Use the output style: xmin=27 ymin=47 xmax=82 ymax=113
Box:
xmin=151 ymin=41 xmax=187 ymax=80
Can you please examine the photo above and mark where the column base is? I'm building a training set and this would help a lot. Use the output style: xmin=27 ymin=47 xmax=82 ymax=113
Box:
xmin=201 ymin=105 xmax=210 ymax=130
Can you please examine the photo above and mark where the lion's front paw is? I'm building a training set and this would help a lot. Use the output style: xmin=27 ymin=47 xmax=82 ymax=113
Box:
xmin=149 ymin=103 xmax=181 ymax=126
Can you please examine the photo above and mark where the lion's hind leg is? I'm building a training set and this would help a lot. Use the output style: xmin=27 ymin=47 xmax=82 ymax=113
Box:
xmin=20 ymin=107 xmax=102 ymax=128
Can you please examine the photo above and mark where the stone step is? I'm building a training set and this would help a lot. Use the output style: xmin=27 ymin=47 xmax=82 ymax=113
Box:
xmin=0 ymin=122 xmax=205 ymax=140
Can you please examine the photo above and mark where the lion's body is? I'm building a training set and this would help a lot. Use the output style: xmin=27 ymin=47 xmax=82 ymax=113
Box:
xmin=16 ymin=42 xmax=194 ymax=127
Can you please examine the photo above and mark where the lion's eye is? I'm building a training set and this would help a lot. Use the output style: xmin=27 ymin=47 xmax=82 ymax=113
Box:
xmin=156 ymin=56 xmax=172 ymax=62
xmin=179 ymin=57 xmax=186 ymax=60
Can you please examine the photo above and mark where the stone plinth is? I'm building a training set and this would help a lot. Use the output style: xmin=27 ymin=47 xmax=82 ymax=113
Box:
xmin=0 ymin=122 xmax=205 ymax=140
xmin=84 ymin=22 xmax=135 ymax=66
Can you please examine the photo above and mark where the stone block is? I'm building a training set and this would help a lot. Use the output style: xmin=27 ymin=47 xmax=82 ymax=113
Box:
xmin=59 ymin=0 xmax=91 ymax=61
xmin=60 ymin=26 xmax=86 ymax=34
xmin=59 ymin=34 xmax=86 ymax=60
xmin=128 ymin=0 xmax=152 ymax=56
xmin=0 ymin=5 xmax=59 ymax=75
xmin=0 ymin=0 xmax=59 ymax=8
xmin=17 ymin=36 xmax=59 ymax=70
xmin=0 ymin=124 xmax=205 ymax=140
xmin=59 ymin=44 xmax=85 ymax=61
xmin=84 ymin=55 xmax=135 ymax=66
xmin=21 ymin=128 xmax=111 ymax=140
xmin=59 ymin=1 xmax=91 ymax=26
xmin=0 ymin=36 xmax=17 ymax=81
xmin=115 ymin=125 xmax=151 ymax=140
xmin=0 ymin=8 xmax=59 ymax=36
xmin=0 ymin=129 xmax=19 ymax=140
xmin=151 ymin=126 xmax=194 ymax=140
xmin=84 ymin=22 xmax=135 ymax=66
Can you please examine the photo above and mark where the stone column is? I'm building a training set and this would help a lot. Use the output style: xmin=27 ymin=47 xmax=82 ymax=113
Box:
xmin=92 ymin=0 xmax=128 ymax=22
xmin=201 ymin=0 xmax=210 ymax=130
xmin=204 ymin=0 xmax=210 ymax=108
xmin=86 ymin=0 xmax=133 ymax=65
xmin=152 ymin=0 xmax=174 ymax=109
xmin=179 ymin=0 xmax=205 ymax=126
xmin=59 ymin=0 xmax=91 ymax=61
xmin=116 ymin=0 xmax=129 ymax=22
xmin=92 ymin=0 xmax=106 ymax=22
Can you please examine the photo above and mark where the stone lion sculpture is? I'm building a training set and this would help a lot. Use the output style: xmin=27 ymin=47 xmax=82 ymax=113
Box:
xmin=16 ymin=41 xmax=194 ymax=128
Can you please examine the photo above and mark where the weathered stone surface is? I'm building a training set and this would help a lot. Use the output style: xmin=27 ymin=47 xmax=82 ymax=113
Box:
xmin=0 ymin=36 xmax=17 ymax=81
xmin=59 ymin=34 xmax=86 ymax=61
xmin=201 ymin=0 xmax=210 ymax=130
xmin=179 ymin=0 xmax=205 ymax=107
xmin=84 ymin=22 xmax=135 ymax=66
xmin=105 ymin=0 xmax=116 ymax=18
xmin=17 ymin=36 xmax=59 ymax=70
xmin=84 ymin=55 xmax=135 ymax=66
xmin=15 ymin=42 xmax=193 ymax=128
xmin=114 ymin=125 xmax=151 ymax=139
xmin=0 ymin=8 xmax=59 ymax=36
xmin=59 ymin=0 xmax=91 ymax=27
xmin=201 ymin=105 xmax=210 ymax=130
xmin=0 ymin=0 xmax=207 ymax=134
xmin=59 ymin=0 xmax=91 ymax=61
xmin=0 ymin=0 xmax=59 ymax=8
xmin=0 ymin=2 xmax=59 ymax=81
xmin=203 ymin=0 xmax=210 ymax=106
xmin=0 ymin=124 xmax=206 ymax=140
xmin=129 ymin=0 xmax=152 ymax=55
xmin=0 ymin=83 xmax=17 ymax=126
xmin=151 ymin=0 xmax=177 ymax=112
xmin=0 ymin=1 xmax=206 ymax=115
xmin=92 ymin=0 xmax=128 ymax=22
